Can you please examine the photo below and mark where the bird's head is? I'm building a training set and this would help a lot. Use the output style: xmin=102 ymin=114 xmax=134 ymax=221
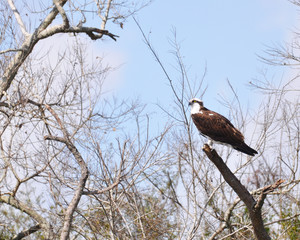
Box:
xmin=189 ymin=98 xmax=203 ymax=114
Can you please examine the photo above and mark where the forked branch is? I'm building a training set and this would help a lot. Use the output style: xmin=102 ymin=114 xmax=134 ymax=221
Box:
xmin=202 ymin=144 xmax=282 ymax=240
xmin=2 ymin=0 xmax=117 ymax=100
xmin=44 ymin=104 xmax=89 ymax=240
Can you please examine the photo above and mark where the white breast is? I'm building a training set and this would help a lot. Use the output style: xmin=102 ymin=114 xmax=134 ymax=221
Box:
xmin=190 ymin=103 xmax=201 ymax=114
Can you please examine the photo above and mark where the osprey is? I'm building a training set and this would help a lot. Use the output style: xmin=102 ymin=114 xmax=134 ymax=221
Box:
xmin=189 ymin=98 xmax=258 ymax=156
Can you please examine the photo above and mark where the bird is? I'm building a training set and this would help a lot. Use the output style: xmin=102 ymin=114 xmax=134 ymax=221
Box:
xmin=188 ymin=98 xmax=258 ymax=156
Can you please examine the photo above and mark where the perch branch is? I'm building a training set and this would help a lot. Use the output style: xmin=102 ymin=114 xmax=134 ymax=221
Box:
xmin=202 ymin=144 xmax=271 ymax=240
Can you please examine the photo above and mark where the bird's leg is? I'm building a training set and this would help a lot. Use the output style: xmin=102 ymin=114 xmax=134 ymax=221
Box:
xmin=207 ymin=139 xmax=214 ymax=149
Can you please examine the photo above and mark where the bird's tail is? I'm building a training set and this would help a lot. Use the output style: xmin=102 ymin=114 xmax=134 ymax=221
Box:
xmin=234 ymin=143 xmax=258 ymax=156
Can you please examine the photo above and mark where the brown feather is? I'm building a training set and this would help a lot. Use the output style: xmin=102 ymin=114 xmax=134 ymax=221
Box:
xmin=190 ymin=101 xmax=257 ymax=156
xmin=191 ymin=107 xmax=244 ymax=146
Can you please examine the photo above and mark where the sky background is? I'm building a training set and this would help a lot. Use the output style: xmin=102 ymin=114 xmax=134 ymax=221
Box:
xmin=31 ymin=0 xmax=300 ymax=138
xmin=95 ymin=0 xmax=299 ymax=118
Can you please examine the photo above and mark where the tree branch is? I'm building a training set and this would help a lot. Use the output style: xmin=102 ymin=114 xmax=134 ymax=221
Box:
xmin=1 ymin=0 xmax=117 ymax=100
xmin=38 ymin=26 xmax=118 ymax=41
xmin=202 ymin=144 xmax=271 ymax=240
xmin=44 ymin=104 xmax=89 ymax=240
xmin=12 ymin=224 xmax=41 ymax=240
xmin=0 ymin=48 xmax=23 ymax=54
xmin=254 ymin=179 xmax=284 ymax=210
xmin=100 ymin=0 xmax=113 ymax=30
xmin=209 ymin=197 xmax=240 ymax=240
xmin=7 ymin=0 xmax=29 ymax=37
xmin=0 ymin=195 xmax=53 ymax=239
xmin=36 ymin=0 xmax=68 ymax=34
xmin=0 ymin=0 xmax=67 ymax=99
xmin=202 ymin=144 xmax=255 ymax=207
xmin=82 ymin=179 xmax=120 ymax=195
xmin=53 ymin=0 xmax=69 ymax=28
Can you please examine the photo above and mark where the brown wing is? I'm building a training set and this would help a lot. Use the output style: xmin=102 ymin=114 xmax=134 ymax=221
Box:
xmin=191 ymin=107 xmax=244 ymax=146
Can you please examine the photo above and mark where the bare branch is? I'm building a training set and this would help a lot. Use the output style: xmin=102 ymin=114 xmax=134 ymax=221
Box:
xmin=202 ymin=144 xmax=271 ymax=240
xmin=0 ymin=195 xmax=53 ymax=238
xmin=0 ymin=48 xmax=23 ymax=55
xmin=100 ymin=0 xmax=113 ymax=30
xmin=53 ymin=0 xmax=69 ymax=28
xmin=7 ymin=0 xmax=29 ymax=37
xmin=255 ymin=179 xmax=285 ymax=210
xmin=1 ymin=0 xmax=117 ymax=100
xmin=44 ymin=104 xmax=89 ymax=240
xmin=12 ymin=224 xmax=41 ymax=240
xmin=38 ymin=26 xmax=118 ymax=41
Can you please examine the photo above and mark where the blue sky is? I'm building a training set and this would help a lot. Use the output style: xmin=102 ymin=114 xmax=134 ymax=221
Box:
xmin=98 ymin=0 xmax=298 ymax=117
